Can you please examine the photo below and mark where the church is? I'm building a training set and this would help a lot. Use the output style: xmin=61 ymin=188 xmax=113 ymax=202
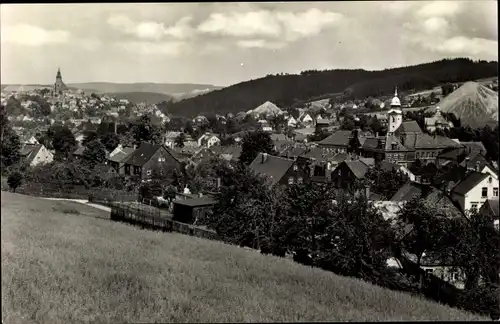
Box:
xmin=53 ymin=68 xmax=68 ymax=96
xmin=359 ymin=88 xmax=461 ymax=167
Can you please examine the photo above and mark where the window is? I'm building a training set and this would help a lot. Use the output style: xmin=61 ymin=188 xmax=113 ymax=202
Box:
xmin=293 ymin=165 xmax=298 ymax=171
xmin=158 ymin=157 xmax=165 ymax=162
xmin=471 ymin=202 xmax=479 ymax=210
xmin=288 ymin=177 xmax=294 ymax=185
xmin=391 ymin=144 xmax=397 ymax=150
xmin=494 ymin=188 xmax=498 ymax=197
xmin=146 ymin=170 xmax=152 ymax=176
xmin=297 ymin=177 xmax=303 ymax=184
xmin=482 ymin=187 xmax=488 ymax=198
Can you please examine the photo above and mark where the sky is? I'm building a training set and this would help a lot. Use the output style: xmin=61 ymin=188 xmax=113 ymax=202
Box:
xmin=1 ymin=1 xmax=498 ymax=87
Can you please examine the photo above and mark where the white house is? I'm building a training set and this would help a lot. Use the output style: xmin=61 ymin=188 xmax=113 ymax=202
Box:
xmin=21 ymin=135 xmax=39 ymax=145
xmin=197 ymin=133 xmax=220 ymax=148
xmin=450 ymin=170 xmax=499 ymax=212
xmin=481 ymin=164 xmax=498 ymax=180
xmin=287 ymin=116 xmax=297 ymax=127
xmin=20 ymin=144 xmax=54 ymax=166
xmin=300 ymin=113 xmax=313 ymax=125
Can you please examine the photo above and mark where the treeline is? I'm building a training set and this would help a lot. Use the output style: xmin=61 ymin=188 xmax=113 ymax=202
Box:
xmin=164 ymin=58 xmax=497 ymax=117
xmin=199 ymin=162 xmax=499 ymax=319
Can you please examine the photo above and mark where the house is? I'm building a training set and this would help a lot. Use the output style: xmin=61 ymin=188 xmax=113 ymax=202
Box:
xmin=479 ymin=199 xmax=499 ymax=230
xmin=20 ymin=144 xmax=53 ymax=166
xmin=461 ymin=141 xmax=487 ymax=156
xmin=391 ymin=181 xmax=462 ymax=218
xmin=300 ymin=113 xmax=314 ymax=126
xmin=450 ymin=170 xmax=499 ymax=213
xmin=172 ymin=197 xmax=217 ymax=225
xmin=165 ymin=131 xmax=181 ymax=149
xmin=378 ymin=161 xmax=416 ymax=182
xmin=122 ymin=143 xmax=181 ymax=180
xmin=317 ymin=130 xmax=351 ymax=154
xmin=287 ymin=116 xmax=297 ymax=127
xmin=315 ymin=118 xmax=331 ymax=132
xmin=249 ymin=152 xmax=309 ymax=186
xmin=108 ymin=145 xmax=135 ymax=174
xmin=190 ymin=147 xmax=218 ymax=166
xmin=220 ymin=146 xmax=242 ymax=162
xmin=20 ymin=135 xmax=39 ymax=145
xmin=331 ymin=160 xmax=370 ymax=189
xmin=197 ymin=133 xmax=220 ymax=148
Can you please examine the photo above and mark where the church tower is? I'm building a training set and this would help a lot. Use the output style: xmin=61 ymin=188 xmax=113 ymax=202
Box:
xmin=54 ymin=68 xmax=67 ymax=95
xmin=387 ymin=87 xmax=403 ymax=133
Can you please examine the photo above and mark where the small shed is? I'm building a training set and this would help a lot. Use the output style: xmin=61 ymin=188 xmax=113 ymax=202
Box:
xmin=172 ymin=197 xmax=217 ymax=225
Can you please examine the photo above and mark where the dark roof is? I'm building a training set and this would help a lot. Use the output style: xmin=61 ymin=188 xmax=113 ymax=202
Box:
xmin=404 ymin=133 xmax=462 ymax=150
xmin=123 ymin=143 xmax=174 ymax=167
xmin=108 ymin=147 xmax=135 ymax=163
xmin=362 ymin=137 xmax=379 ymax=150
xmin=397 ymin=120 xmax=423 ymax=134
xmin=438 ymin=147 xmax=463 ymax=160
xmin=461 ymin=141 xmax=486 ymax=153
xmin=173 ymin=197 xmax=217 ymax=207
xmin=318 ymin=130 xmax=351 ymax=146
xmin=73 ymin=146 xmax=86 ymax=156
xmin=249 ymin=153 xmax=295 ymax=185
xmin=299 ymin=147 xmax=337 ymax=162
xmin=281 ymin=146 xmax=307 ymax=158
xmin=344 ymin=160 xmax=369 ymax=179
xmin=379 ymin=161 xmax=398 ymax=172
xmin=20 ymin=144 xmax=43 ymax=164
xmin=451 ymin=172 xmax=490 ymax=196
xmin=391 ymin=181 xmax=425 ymax=202
xmin=480 ymin=199 xmax=499 ymax=218
xmin=459 ymin=151 xmax=489 ymax=170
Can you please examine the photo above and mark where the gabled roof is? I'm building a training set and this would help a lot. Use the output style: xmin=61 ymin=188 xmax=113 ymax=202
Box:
xmin=362 ymin=137 xmax=379 ymax=150
xmin=249 ymin=153 xmax=295 ymax=185
xmin=461 ymin=141 xmax=486 ymax=153
xmin=20 ymin=144 xmax=44 ymax=164
xmin=342 ymin=160 xmax=369 ymax=179
xmin=299 ymin=147 xmax=337 ymax=162
xmin=459 ymin=151 xmax=489 ymax=170
xmin=108 ymin=147 xmax=135 ymax=163
xmin=391 ymin=181 xmax=427 ymax=202
xmin=123 ymin=143 xmax=176 ymax=167
xmin=480 ymin=199 xmax=499 ymax=218
xmin=438 ymin=147 xmax=463 ymax=160
xmin=451 ymin=171 xmax=490 ymax=196
xmin=397 ymin=120 xmax=423 ymax=134
xmin=403 ymin=133 xmax=462 ymax=150
xmin=318 ymin=130 xmax=351 ymax=146
xmin=281 ymin=146 xmax=307 ymax=159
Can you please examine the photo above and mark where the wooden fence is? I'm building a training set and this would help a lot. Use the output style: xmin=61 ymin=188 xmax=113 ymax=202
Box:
xmin=109 ymin=203 xmax=219 ymax=241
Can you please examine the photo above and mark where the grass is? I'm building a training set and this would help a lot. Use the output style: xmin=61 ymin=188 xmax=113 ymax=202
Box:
xmin=1 ymin=191 xmax=487 ymax=323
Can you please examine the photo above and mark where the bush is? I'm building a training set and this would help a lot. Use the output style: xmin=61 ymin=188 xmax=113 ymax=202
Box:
xmin=7 ymin=171 xmax=23 ymax=192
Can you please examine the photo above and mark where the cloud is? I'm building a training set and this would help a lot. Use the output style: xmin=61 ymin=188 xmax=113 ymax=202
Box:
xmin=236 ymin=39 xmax=287 ymax=49
xmin=197 ymin=11 xmax=282 ymax=37
xmin=197 ymin=8 xmax=344 ymax=43
xmin=416 ymin=1 xmax=463 ymax=18
xmin=107 ymin=14 xmax=194 ymax=40
xmin=431 ymin=36 xmax=498 ymax=57
xmin=421 ymin=17 xmax=450 ymax=35
xmin=114 ymin=41 xmax=190 ymax=56
xmin=1 ymin=24 xmax=70 ymax=46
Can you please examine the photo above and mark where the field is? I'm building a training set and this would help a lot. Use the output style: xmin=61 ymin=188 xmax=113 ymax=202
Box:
xmin=1 ymin=191 xmax=486 ymax=323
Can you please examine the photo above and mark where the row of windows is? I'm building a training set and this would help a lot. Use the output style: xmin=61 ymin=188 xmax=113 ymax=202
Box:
xmin=288 ymin=177 xmax=303 ymax=185
xmin=481 ymin=187 xmax=499 ymax=198
xmin=416 ymin=151 xmax=437 ymax=159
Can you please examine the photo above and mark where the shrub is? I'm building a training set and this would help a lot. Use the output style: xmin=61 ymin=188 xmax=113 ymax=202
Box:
xmin=7 ymin=171 xmax=23 ymax=192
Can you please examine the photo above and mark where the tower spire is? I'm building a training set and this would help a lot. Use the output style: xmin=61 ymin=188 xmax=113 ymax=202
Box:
xmin=395 ymin=86 xmax=398 ymax=97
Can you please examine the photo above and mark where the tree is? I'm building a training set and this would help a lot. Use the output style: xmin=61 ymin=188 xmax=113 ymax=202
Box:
xmin=82 ymin=130 xmax=98 ymax=147
xmin=269 ymin=114 xmax=286 ymax=133
xmin=82 ymin=139 xmax=107 ymax=168
xmin=48 ymin=125 xmax=76 ymax=160
xmin=239 ymin=131 xmax=275 ymax=166
xmin=0 ymin=109 xmax=21 ymax=171
xmin=364 ymin=167 xmax=409 ymax=199
xmin=99 ymin=132 xmax=120 ymax=152
xmin=130 ymin=115 xmax=162 ymax=145
xmin=7 ymin=171 xmax=23 ymax=192
xmin=175 ymin=133 xmax=186 ymax=148
xmin=165 ymin=117 xmax=185 ymax=132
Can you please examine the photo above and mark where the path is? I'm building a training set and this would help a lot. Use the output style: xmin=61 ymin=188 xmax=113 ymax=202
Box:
xmin=42 ymin=197 xmax=112 ymax=212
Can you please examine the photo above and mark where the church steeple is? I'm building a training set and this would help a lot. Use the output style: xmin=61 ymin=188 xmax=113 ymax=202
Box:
xmin=54 ymin=67 xmax=67 ymax=95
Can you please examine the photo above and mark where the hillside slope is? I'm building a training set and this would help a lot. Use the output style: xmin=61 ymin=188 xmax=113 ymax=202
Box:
xmin=427 ymin=81 xmax=498 ymax=128
xmin=167 ymin=58 xmax=497 ymax=117
xmin=1 ymin=191 xmax=485 ymax=322
xmin=68 ymin=82 xmax=222 ymax=96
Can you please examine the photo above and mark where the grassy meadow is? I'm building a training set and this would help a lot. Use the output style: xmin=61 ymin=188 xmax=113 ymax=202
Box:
xmin=1 ymin=191 xmax=487 ymax=323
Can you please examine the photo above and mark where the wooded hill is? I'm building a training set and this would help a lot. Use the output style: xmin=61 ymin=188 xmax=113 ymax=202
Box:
xmin=165 ymin=58 xmax=497 ymax=117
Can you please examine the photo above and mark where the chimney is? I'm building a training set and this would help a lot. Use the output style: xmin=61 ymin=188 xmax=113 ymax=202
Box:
xmin=198 ymin=192 xmax=203 ymax=198
xmin=375 ymin=132 xmax=378 ymax=138
xmin=133 ymin=144 xmax=137 ymax=150
xmin=262 ymin=153 xmax=268 ymax=163
xmin=216 ymin=177 xmax=221 ymax=190
xmin=365 ymin=185 xmax=370 ymax=200
xmin=476 ymin=161 xmax=481 ymax=172
xmin=114 ymin=122 xmax=118 ymax=134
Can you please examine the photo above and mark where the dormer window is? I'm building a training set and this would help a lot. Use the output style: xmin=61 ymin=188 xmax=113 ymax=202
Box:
xmin=293 ymin=165 xmax=298 ymax=171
